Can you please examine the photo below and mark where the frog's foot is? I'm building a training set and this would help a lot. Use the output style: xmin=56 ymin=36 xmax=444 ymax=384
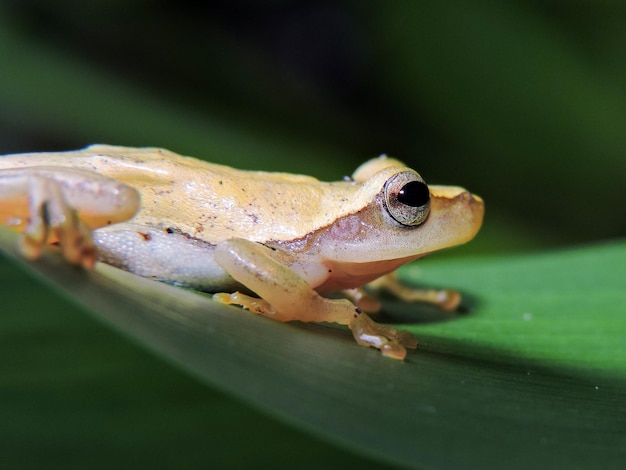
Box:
xmin=0 ymin=168 xmax=140 ymax=269
xmin=21 ymin=209 xmax=96 ymax=269
xmin=214 ymin=290 xmax=415 ymax=360
xmin=367 ymin=272 xmax=461 ymax=311
xmin=16 ymin=178 xmax=97 ymax=268
xmin=350 ymin=312 xmax=417 ymax=360
xmin=213 ymin=291 xmax=275 ymax=316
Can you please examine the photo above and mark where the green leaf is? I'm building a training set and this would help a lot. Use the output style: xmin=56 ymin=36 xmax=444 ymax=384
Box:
xmin=401 ymin=242 xmax=626 ymax=377
xmin=1 ymin=228 xmax=624 ymax=469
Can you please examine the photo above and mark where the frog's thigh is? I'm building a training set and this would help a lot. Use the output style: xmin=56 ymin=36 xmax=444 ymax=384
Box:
xmin=214 ymin=238 xmax=359 ymax=325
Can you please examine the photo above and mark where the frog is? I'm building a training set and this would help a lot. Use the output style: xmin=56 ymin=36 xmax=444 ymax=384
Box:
xmin=0 ymin=145 xmax=484 ymax=360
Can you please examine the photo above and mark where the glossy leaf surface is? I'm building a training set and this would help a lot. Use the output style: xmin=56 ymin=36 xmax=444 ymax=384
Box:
xmin=1 ymin=229 xmax=624 ymax=468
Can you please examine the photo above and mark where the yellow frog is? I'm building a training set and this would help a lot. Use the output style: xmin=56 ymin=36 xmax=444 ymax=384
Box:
xmin=0 ymin=145 xmax=484 ymax=359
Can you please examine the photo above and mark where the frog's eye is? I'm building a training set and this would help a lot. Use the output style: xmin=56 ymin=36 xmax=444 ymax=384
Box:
xmin=384 ymin=171 xmax=430 ymax=226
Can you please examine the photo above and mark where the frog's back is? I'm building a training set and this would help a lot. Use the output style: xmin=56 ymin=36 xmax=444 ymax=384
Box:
xmin=1 ymin=145 xmax=360 ymax=244
xmin=103 ymin=147 xmax=355 ymax=244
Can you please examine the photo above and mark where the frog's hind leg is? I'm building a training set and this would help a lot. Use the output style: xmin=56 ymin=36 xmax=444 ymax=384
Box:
xmin=213 ymin=238 xmax=417 ymax=360
xmin=0 ymin=167 xmax=140 ymax=268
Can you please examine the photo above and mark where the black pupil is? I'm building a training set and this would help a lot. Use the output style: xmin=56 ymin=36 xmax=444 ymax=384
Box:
xmin=397 ymin=181 xmax=430 ymax=207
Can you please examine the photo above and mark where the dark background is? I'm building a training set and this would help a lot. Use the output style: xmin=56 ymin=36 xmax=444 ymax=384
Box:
xmin=2 ymin=1 xmax=624 ymax=250
xmin=1 ymin=1 xmax=624 ymax=467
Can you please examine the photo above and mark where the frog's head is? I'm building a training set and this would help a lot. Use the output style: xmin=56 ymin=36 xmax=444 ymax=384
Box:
xmin=316 ymin=156 xmax=484 ymax=268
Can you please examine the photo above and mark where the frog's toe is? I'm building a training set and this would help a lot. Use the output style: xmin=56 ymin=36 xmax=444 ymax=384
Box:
xmin=54 ymin=215 xmax=97 ymax=268
xmin=380 ymin=342 xmax=408 ymax=360
xmin=20 ymin=196 xmax=97 ymax=268
xmin=350 ymin=312 xmax=417 ymax=360
xmin=213 ymin=291 xmax=277 ymax=316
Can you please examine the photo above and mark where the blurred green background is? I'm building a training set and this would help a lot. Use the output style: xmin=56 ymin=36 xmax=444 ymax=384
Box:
xmin=1 ymin=1 xmax=624 ymax=467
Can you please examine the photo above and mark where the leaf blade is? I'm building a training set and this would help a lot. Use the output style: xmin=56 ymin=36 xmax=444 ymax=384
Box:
xmin=1 ymin=229 xmax=625 ymax=469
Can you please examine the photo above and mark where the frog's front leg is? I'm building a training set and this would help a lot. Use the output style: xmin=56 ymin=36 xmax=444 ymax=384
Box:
xmin=366 ymin=272 xmax=461 ymax=311
xmin=213 ymin=238 xmax=417 ymax=360
xmin=0 ymin=167 xmax=140 ymax=267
